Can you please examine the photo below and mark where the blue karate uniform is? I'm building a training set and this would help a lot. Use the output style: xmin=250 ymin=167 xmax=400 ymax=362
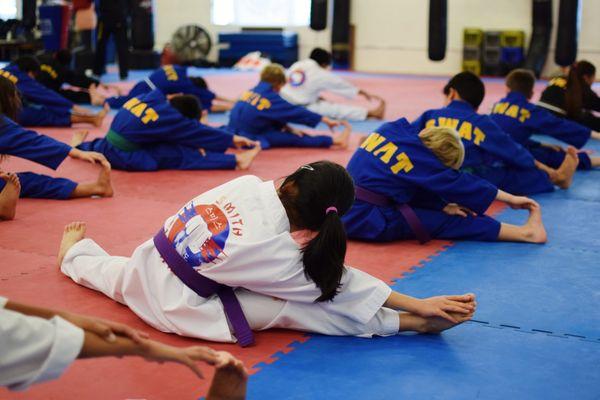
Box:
xmin=412 ymin=100 xmax=554 ymax=195
xmin=0 ymin=116 xmax=76 ymax=199
xmin=105 ymin=65 xmax=216 ymax=111
xmin=490 ymin=91 xmax=592 ymax=170
xmin=78 ymin=90 xmax=236 ymax=171
xmin=342 ymin=118 xmax=501 ymax=242
xmin=226 ymin=81 xmax=331 ymax=150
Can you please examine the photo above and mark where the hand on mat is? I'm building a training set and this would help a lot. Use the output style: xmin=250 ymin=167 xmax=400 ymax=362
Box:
xmin=417 ymin=294 xmax=476 ymax=323
xmin=69 ymin=148 xmax=109 ymax=167
xmin=507 ymin=195 xmax=539 ymax=210
xmin=322 ymin=117 xmax=340 ymax=132
xmin=443 ymin=203 xmax=476 ymax=217
xmin=142 ymin=343 xmax=228 ymax=379
xmin=60 ymin=311 xmax=150 ymax=343
xmin=233 ymin=135 xmax=260 ymax=148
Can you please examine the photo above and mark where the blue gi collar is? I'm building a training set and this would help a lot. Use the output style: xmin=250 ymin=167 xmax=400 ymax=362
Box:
xmin=447 ymin=99 xmax=475 ymax=112
xmin=505 ymin=91 xmax=528 ymax=103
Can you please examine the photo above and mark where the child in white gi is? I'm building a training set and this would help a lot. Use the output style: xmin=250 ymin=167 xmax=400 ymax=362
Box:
xmin=281 ymin=48 xmax=386 ymax=121
xmin=58 ymin=161 xmax=476 ymax=345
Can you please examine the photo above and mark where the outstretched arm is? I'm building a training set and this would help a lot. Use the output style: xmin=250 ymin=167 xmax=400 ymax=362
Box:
xmin=383 ymin=291 xmax=475 ymax=323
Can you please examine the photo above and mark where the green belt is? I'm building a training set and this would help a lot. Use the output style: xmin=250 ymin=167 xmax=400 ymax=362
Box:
xmin=106 ymin=129 xmax=140 ymax=152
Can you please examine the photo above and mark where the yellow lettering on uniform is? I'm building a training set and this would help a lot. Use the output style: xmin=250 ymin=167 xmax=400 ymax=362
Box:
xmin=239 ymin=91 xmax=252 ymax=101
xmin=372 ymin=142 xmax=398 ymax=164
xmin=390 ymin=152 xmax=414 ymax=174
xmin=550 ymin=77 xmax=567 ymax=88
xmin=458 ymin=121 xmax=472 ymax=140
xmin=492 ymin=102 xmax=509 ymax=114
xmin=473 ymin=127 xmax=486 ymax=145
xmin=250 ymin=95 xmax=259 ymax=106
xmin=0 ymin=70 xmax=18 ymax=83
xmin=257 ymin=98 xmax=271 ymax=111
xmin=123 ymin=98 xmax=141 ymax=110
xmin=163 ymin=65 xmax=178 ymax=81
xmin=425 ymin=119 xmax=436 ymax=128
xmin=41 ymin=64 xmax=58 ymax=79
xmin=360 ymin=133 xmax=386 ymax=152
xmin=141 ymin=108 xmax=159 ymax=124
xmin=506 ymin=105 xmax=519 ymax=118
xmin=130 ymin=103 xmax=147 ymax=117
xmin=440 ymin=117 xmax=459 ymax=130
xmin=518 ymin=108 xmax=531 ymax=123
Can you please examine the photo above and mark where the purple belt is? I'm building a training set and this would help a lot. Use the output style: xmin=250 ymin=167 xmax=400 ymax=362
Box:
xmin=354 ymin=186 xmax=431 ymax=244
xmin=153 ymin=229 xmax=255 ymax=347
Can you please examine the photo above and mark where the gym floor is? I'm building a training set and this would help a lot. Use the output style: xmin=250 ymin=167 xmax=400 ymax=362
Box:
xmin=1 ymin=68 xmax=598 ymax=399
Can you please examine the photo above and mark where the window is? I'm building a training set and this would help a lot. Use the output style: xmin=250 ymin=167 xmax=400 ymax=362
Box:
xmin=0 ymin=0 xmax=18 ymax=20
xmin=212 ymin=0 xmax=311 ymax=27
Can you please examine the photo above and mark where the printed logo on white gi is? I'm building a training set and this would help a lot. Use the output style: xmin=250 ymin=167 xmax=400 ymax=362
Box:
xmin=288 ymin=70 xmax=306 ymax=87
xmin=167 ymin=203 xmax=230 ymax=267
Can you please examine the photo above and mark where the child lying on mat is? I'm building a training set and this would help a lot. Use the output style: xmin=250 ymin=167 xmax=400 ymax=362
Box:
xmin=342 ymin=122 xmax=547 ymax=244
xmin=72 ymin=89 xmax=260 ymax=171
xmin=0 ymin=296 xmax=247 ymax=399
xmin=1 ymin=57 xmax=109 ymax=128
xmin=226 ymin=64 xmax=350 ymax=150
xmin=490 ymin=68 xmax=600 ymax=171
xmin=0 ymin=77 xmax=113 ymax=221
xmin=58 ymin=161 xmax=476 ymax=346
xmin=411 ymin=72 xmax=579 ymax=195
xmin=105 ymin=64 xmax=235 ymax=113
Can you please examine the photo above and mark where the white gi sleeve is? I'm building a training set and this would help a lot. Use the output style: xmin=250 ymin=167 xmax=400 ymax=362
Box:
xmin=0 ymin=297 xmax=85 ymax=391
xmin=318 ymin=71 xmax=360 ymax=99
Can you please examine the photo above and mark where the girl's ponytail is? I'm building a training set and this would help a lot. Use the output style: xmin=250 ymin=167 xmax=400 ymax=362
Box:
xmin=565 ymin=63 xmax=583 ymax=118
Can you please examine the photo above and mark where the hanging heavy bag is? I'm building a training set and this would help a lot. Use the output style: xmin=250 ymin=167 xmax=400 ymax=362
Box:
xmin=428 ymin=0 xmax=447 ymax=61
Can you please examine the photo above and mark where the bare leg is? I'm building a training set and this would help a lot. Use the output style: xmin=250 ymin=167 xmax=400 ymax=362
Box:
xmin=58 ymin=221 xmax=87 ymax=266
xmin=590 ymin=156 xmax=600 ymax=167
xmin=497 ymin=204 xmax=547 ymax=243
xmin=210 ymin=103 xmax=234 ymax=113
xmin=235 ymin=145 xmax=262 ymax=170
xmin=535 ymin=146 xmax=578 ymax=189
xmin=0 ymin=172 xmax=20 ymax=220
xmin=366 ymin=97 xmax=386 ymax=120
xmin=398 ymin=311 xmax=475 ymax=333
xmin=71 ymin=104 xmax=109 ymax=127
xmin=69 ymin=162 xmax=114 ymax=198
xmin=70 ymin=130 xmax=90 ymax=147
xmin=206 ymin=354 xmax=248 ymax=400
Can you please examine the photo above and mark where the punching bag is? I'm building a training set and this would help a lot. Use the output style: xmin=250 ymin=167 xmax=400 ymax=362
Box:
xmin=554 ymin=0 xmax=580 ymax=66
xmin=524 ymin=0 xmax=553 ymax=78
xmin=310 ymin=0 xmax=328 ymax=31
xmin=428 ymin=0 xmax=447 ymax=61
xmin=331 ymin=0 xmax=351 ymax=68
xmin=131 ymin=0 xmax=155 ymax=51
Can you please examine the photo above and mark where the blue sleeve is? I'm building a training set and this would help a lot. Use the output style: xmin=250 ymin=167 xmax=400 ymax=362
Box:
xmin=165 ymin=118 xmax=234 ymax=152
xmin=528 ymin=107 xmax=591 ymax=148
xmin=18 ymin=77 xmax=74 ymax=109
xmin=188 ymin=85 xmax=217 ymax=110
xmin=268 ymin=96 xmax=322 ymax=127
xmin=477 ymin=116 xmax=536 ymax=169
xmin=0 ymin=117 xmax=71 ymax=169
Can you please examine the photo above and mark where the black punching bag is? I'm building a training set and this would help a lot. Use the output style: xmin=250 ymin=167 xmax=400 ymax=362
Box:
xmin=310 ymin=0 xmax=328 ymax=31
xmin=21 ymin=0 xmax=37 ymax=32
xmin=428 ymin=0 xmax=447 ymax=61
xmin=524 ymin=0 xmax=553 ymax=78
xmin=131 ymin=0 xmax=155 ymax=51
xmin=331 ymin=0 xmax=351 ymax=68
xmin=555 ymin=0 xmax=580 ymax=66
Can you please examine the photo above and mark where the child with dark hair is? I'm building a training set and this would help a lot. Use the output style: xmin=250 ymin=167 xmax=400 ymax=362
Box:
xmin=491 ymin=69 xmax=600 ymax=170
xmin=1 ymin=57 xmax=108 ymax=127
xmin=0 ymin=76 xmax=113 ymax=221
xmin=72 ymin=90 xmax=261 ymax=171
xmin=538 ymin=60 xmax=600 ymax=131
xmin=411 ymin=72 xmax=579 ymax=196
xmin=58 ymin=161 xmax=477 ymax=346
xmin=281 ymin=47 xmax=385 ymax=121
xmin=105 ymin=65 xmax=235 ymax=112
xmin=227 ymin=64 xmax=350 ymax=150
xmin=343 ymin=121 xmax=547 ymax=244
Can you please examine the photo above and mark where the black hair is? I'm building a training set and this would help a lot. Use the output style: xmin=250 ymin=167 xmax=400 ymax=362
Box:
xmin=14 ymin=55 xmax=41 ymax=75
xmin=279 ymin=161 xmax=355 ymax=302
xmin=506 ymin=69 xmax=535 ymax=98
xmin=55 ymin=49 xmax=72 ymax=66
xmin=310 ymin=48 xmax=332 ymax=67
xmin=443 ymin=71 xmax=485 ymax=109
xmin=169 ymin=95 xmax=202 ymax=119
xmin=0 ymin=75 xmax=22 ymax=120
xmin=565 ymin=60 xmax=596 ymax=118
xmin=189 ymin=76 xmax=208 ymax=90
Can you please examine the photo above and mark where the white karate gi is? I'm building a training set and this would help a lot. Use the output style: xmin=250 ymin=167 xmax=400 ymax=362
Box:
xmin=280 ymin=59 xmax=369 ymax=121
xmin=0 ymin=297 xmax=84 ymax=391
xmin=61 ymin=176 xmax=399 ymax=343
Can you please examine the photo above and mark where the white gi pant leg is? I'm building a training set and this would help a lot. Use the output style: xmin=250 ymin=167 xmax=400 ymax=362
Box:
xmin=236 ymin=289 xmax=399 ymax=338
xmin=307 ymin=100 xmax=369 ymax=121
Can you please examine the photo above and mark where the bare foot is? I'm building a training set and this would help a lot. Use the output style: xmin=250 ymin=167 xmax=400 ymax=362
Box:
xmin=57 ymin=222 xmax=87 ymax=266
xmin=399 ymin=311 xmax=474 ymax=334
xmin=207 ymin=353 xmax=248 ymax=400
xmin=89 ymin=84 xmax=107 ymax=106
xmin=93 ymin=103 xmax=110 ymax=128
xmin=553 ymin=146 xmax=579 ymax=189
xmin=94 ymin=162 xmax=114 ymax=197
xmin=522 ymin=204 xmax=547 ymax=244
xmin=333 ymin=120 xmax=351 ymax=149
xmin=0 ymin=172 xmax=21 ymax=220
xmin=367 ymin=97 xmax=386 ymax=120
xmin=70 ymin=130 xmax=90 ymax=147
xmin=236 ymin=144 xmax=262 ymax=170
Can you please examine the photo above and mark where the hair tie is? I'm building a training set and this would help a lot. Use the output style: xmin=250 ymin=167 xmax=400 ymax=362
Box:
xmin=326 ymin=206 xmax=338 ymax=215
